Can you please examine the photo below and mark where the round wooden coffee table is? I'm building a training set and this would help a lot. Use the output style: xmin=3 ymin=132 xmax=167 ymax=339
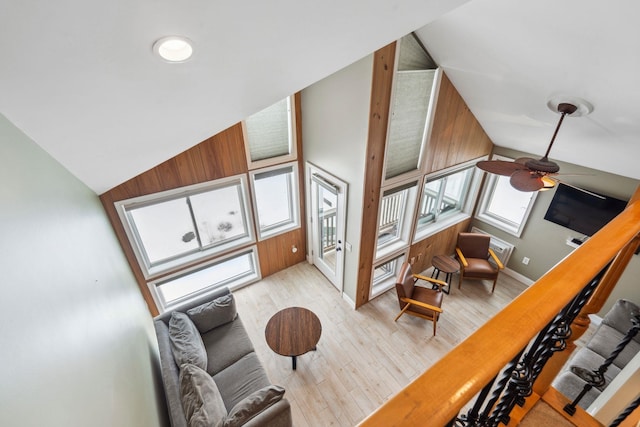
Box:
xmin=431 ymin=255 xmax=460 ymax=294
xmin=265 ymin=307 xmax=321 ymax=370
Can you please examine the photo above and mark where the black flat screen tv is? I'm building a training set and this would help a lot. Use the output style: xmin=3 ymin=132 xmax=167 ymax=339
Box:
xmin=544 ymin=183 xmax=627 ymax=237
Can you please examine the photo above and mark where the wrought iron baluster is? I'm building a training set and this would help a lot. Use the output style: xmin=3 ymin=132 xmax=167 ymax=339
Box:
xmin=609 ymin=394 xmax=640 ymax=427
xmin=484 ymin=264 xmax=609 ymax=426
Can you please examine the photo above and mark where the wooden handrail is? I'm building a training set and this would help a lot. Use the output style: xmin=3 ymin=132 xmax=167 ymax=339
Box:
xmin=359 ymin=201 xmax=640 ymax=426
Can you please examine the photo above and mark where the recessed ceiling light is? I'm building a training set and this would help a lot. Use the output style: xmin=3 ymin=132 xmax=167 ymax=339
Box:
xmin=153 ymin=36 xmax=193 ymax=63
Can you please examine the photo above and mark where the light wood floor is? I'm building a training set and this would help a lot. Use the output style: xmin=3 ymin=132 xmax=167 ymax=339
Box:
xmin=233 ymin=261 xmax=529 ymax=427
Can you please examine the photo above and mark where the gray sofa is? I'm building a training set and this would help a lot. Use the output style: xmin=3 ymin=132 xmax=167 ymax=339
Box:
xmin=553 ymin=299 xmax=640 ymax=409
xmin=154 ymin=287 xmax=292 ymax=427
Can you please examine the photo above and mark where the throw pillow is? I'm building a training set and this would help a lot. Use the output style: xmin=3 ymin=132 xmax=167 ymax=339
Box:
xmin=179 ymin=363 xmax=227 ymax=427
xmin=222 ymin=385 xmax=285 ymax=427
xmin=169 ymin=311 xmax=208 ymax=371
xmin=187 ymin=294 xmax=238 ymax=334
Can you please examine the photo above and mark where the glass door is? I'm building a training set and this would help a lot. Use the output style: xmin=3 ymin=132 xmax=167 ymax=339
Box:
xmin=307 ymin=163 xmax=347 ymax=291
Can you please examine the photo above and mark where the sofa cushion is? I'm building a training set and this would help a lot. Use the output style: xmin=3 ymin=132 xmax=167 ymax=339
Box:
xmin=222 ymin=385 xmax=285 ymax=427
xmin=188 ymin=294 xmax=238 ymax=334
xmin=213 ymin=352 xmax=272 ymax=411
xmin=587 ymin=324 xmax=640 ymax=369
xmin=202 ymin=317 xmax=254 ymax=375
xmin=567 ymin=347 xmax=621 ymax=391
xmin=179 ymin=364 xmax=227 ymax=427
xmin=169 ymin=312 xmax=208 ymax=371
xmin=602 ymin=299 xmax=640 ymax=345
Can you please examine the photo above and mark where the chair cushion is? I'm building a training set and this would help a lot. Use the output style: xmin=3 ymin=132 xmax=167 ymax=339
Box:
xmin=407 ymin=286 xmax=443 ymax=318
xmin=463 ymin=258 xmax=498 ymax=278
xmin=169 ymin=312 xmax=208 ymax=371
xmin=458 ymin=233 xmax=491 ymax=259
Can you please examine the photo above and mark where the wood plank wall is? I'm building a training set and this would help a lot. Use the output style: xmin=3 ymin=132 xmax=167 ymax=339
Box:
xmin=424 ymin=73 xmax=494 ymax=173
xmin=99 ymin=93 xmax=306 ymax=316
xmin=355 ymin=46 xmax=494 ymax=308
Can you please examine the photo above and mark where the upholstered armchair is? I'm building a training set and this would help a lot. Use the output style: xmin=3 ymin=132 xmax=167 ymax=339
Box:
xmin=394 ymin=262 xmax=446 ymax=336
xmin=455 ymin=232 xmax=504 ymax=293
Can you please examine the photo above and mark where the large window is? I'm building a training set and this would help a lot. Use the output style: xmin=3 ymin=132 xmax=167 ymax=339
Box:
xmin=243 ymin=96 xmax=297 ymax=169
xmin=376 ymin=180 xmax=418 ymax=260
xmin=116 ymin=175 xmax=254 ymax=279
xmin=475 ymin=156 xmax=538 ymax=236
xmin=149 ymin=247 xmax=260 ymax=312
xmin=249 ymin=162 xmax=300 ymax=240
xmin=414 ymin=161 xmax=482 ymax=241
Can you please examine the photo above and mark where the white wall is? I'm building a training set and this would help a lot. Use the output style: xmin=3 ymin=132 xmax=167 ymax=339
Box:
xmin=0 ymin=114 xmax=165 ymax=427
xmin=302 ymin=55 xmax=374 ymax=302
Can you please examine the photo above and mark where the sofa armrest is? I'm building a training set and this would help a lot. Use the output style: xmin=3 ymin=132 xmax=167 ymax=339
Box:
xmin=243 ymin=398 xmax=292 ymax=427
xmin=154 ymin=320 xmax=188 ymax=427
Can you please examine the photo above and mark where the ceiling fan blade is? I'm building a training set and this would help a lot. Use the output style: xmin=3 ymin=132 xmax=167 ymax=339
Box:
xmin=476 ymin=160 xmax=527 ymax=176
xmin=510 ymin=170 xmax=544 ymax=192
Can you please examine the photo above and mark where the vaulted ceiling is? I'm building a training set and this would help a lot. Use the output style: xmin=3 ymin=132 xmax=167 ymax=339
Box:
xmin=2 ymin=0 xmax=639 ymax=194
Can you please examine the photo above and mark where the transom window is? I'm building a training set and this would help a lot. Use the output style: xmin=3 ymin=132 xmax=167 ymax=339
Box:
xmin=116 ymin=175 xmax=254 ymax=279
xmin=149 ymin=247 xmax=260 ymax=312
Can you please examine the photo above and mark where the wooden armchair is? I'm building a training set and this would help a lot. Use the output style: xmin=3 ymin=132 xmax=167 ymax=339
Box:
xmin=394 ymin=262 xmax=446 ymax=336
xmin=455 ymin=232 xmax=504 ymax=293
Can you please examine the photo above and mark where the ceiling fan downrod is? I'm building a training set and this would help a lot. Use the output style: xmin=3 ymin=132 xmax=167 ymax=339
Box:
xmin=542 ymin=102 xmax=577 ymax=160
xmin=524 ymin=102 xmax=577 ymax=173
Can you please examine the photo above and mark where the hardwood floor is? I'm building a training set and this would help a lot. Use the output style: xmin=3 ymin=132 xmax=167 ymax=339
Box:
xmin=233 ymin=261 xmax=528 ymax=426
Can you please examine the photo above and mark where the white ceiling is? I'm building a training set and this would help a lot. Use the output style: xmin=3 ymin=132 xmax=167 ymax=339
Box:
xmin=2 ymin=0 xmax=639 ymax=194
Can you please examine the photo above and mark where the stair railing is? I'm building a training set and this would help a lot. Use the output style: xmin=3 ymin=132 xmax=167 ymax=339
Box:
xmin=358 ymin=200 xmax=640 ymax=427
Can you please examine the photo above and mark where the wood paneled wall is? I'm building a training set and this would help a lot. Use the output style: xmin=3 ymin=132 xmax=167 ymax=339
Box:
xmin=100 ymin=94 xmax=306 ymax=316
xmin=424 ymin=73 xmax=493 ymax=173
xmin=408 ymin=219 xmax=471 ymax=273
xmin=355 ymin=45 xmax=494 ymax=308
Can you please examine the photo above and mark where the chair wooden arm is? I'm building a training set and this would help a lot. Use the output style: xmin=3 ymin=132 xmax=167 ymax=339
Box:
xmin=400 ymin=297 xmax=443 ymax=313
xmin=488 ymin=248 xmax=505 ymax=269
xmin=455 ymin=247 xmax=468 ymax=267
xmin=412 ymin=273 xmax=447 ymax=289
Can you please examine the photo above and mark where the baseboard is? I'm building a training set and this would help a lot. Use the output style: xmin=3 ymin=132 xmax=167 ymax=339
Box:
xmin=342 ymin=292 xmax=356 ymax=308
xmin=502 ymin=267 xmax=535 ymax=286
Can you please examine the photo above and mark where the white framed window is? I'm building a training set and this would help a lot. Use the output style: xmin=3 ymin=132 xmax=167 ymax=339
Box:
xmin=371 ymin=253 xmax=407 ymax=299
xmin=243 ymin=96 xmax=297 ymax=170
xmin=475 ymin=156 xmax=538 ymax=236
xmin=115 ymin=174 xmax=255 ymax=279
xmin=249 ymin=162 xmax=300 ymax=240
xmin=149 ymin=247 xmax=261 ymax=313
xmin=375 ymin=180 xmax=419 ymax=260
xmin=414 ymin=159 xmax=483 ymax=241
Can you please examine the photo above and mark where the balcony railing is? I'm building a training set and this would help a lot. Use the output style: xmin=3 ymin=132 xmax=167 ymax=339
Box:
xmin=359 ymin=199 xmax=640 ymax=426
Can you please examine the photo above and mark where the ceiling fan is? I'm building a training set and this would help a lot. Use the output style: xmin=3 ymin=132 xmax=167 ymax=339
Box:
xmin=477 ymin=101 xmax=588 ymax=192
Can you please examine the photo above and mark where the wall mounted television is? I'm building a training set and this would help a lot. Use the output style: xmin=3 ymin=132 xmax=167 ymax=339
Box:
xmin=544 ymin=183 xmax=628 ymax=237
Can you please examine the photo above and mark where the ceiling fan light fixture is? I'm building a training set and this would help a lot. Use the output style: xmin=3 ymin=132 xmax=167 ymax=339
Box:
xmin=540 ymin=176 xmax=556 ymax=191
